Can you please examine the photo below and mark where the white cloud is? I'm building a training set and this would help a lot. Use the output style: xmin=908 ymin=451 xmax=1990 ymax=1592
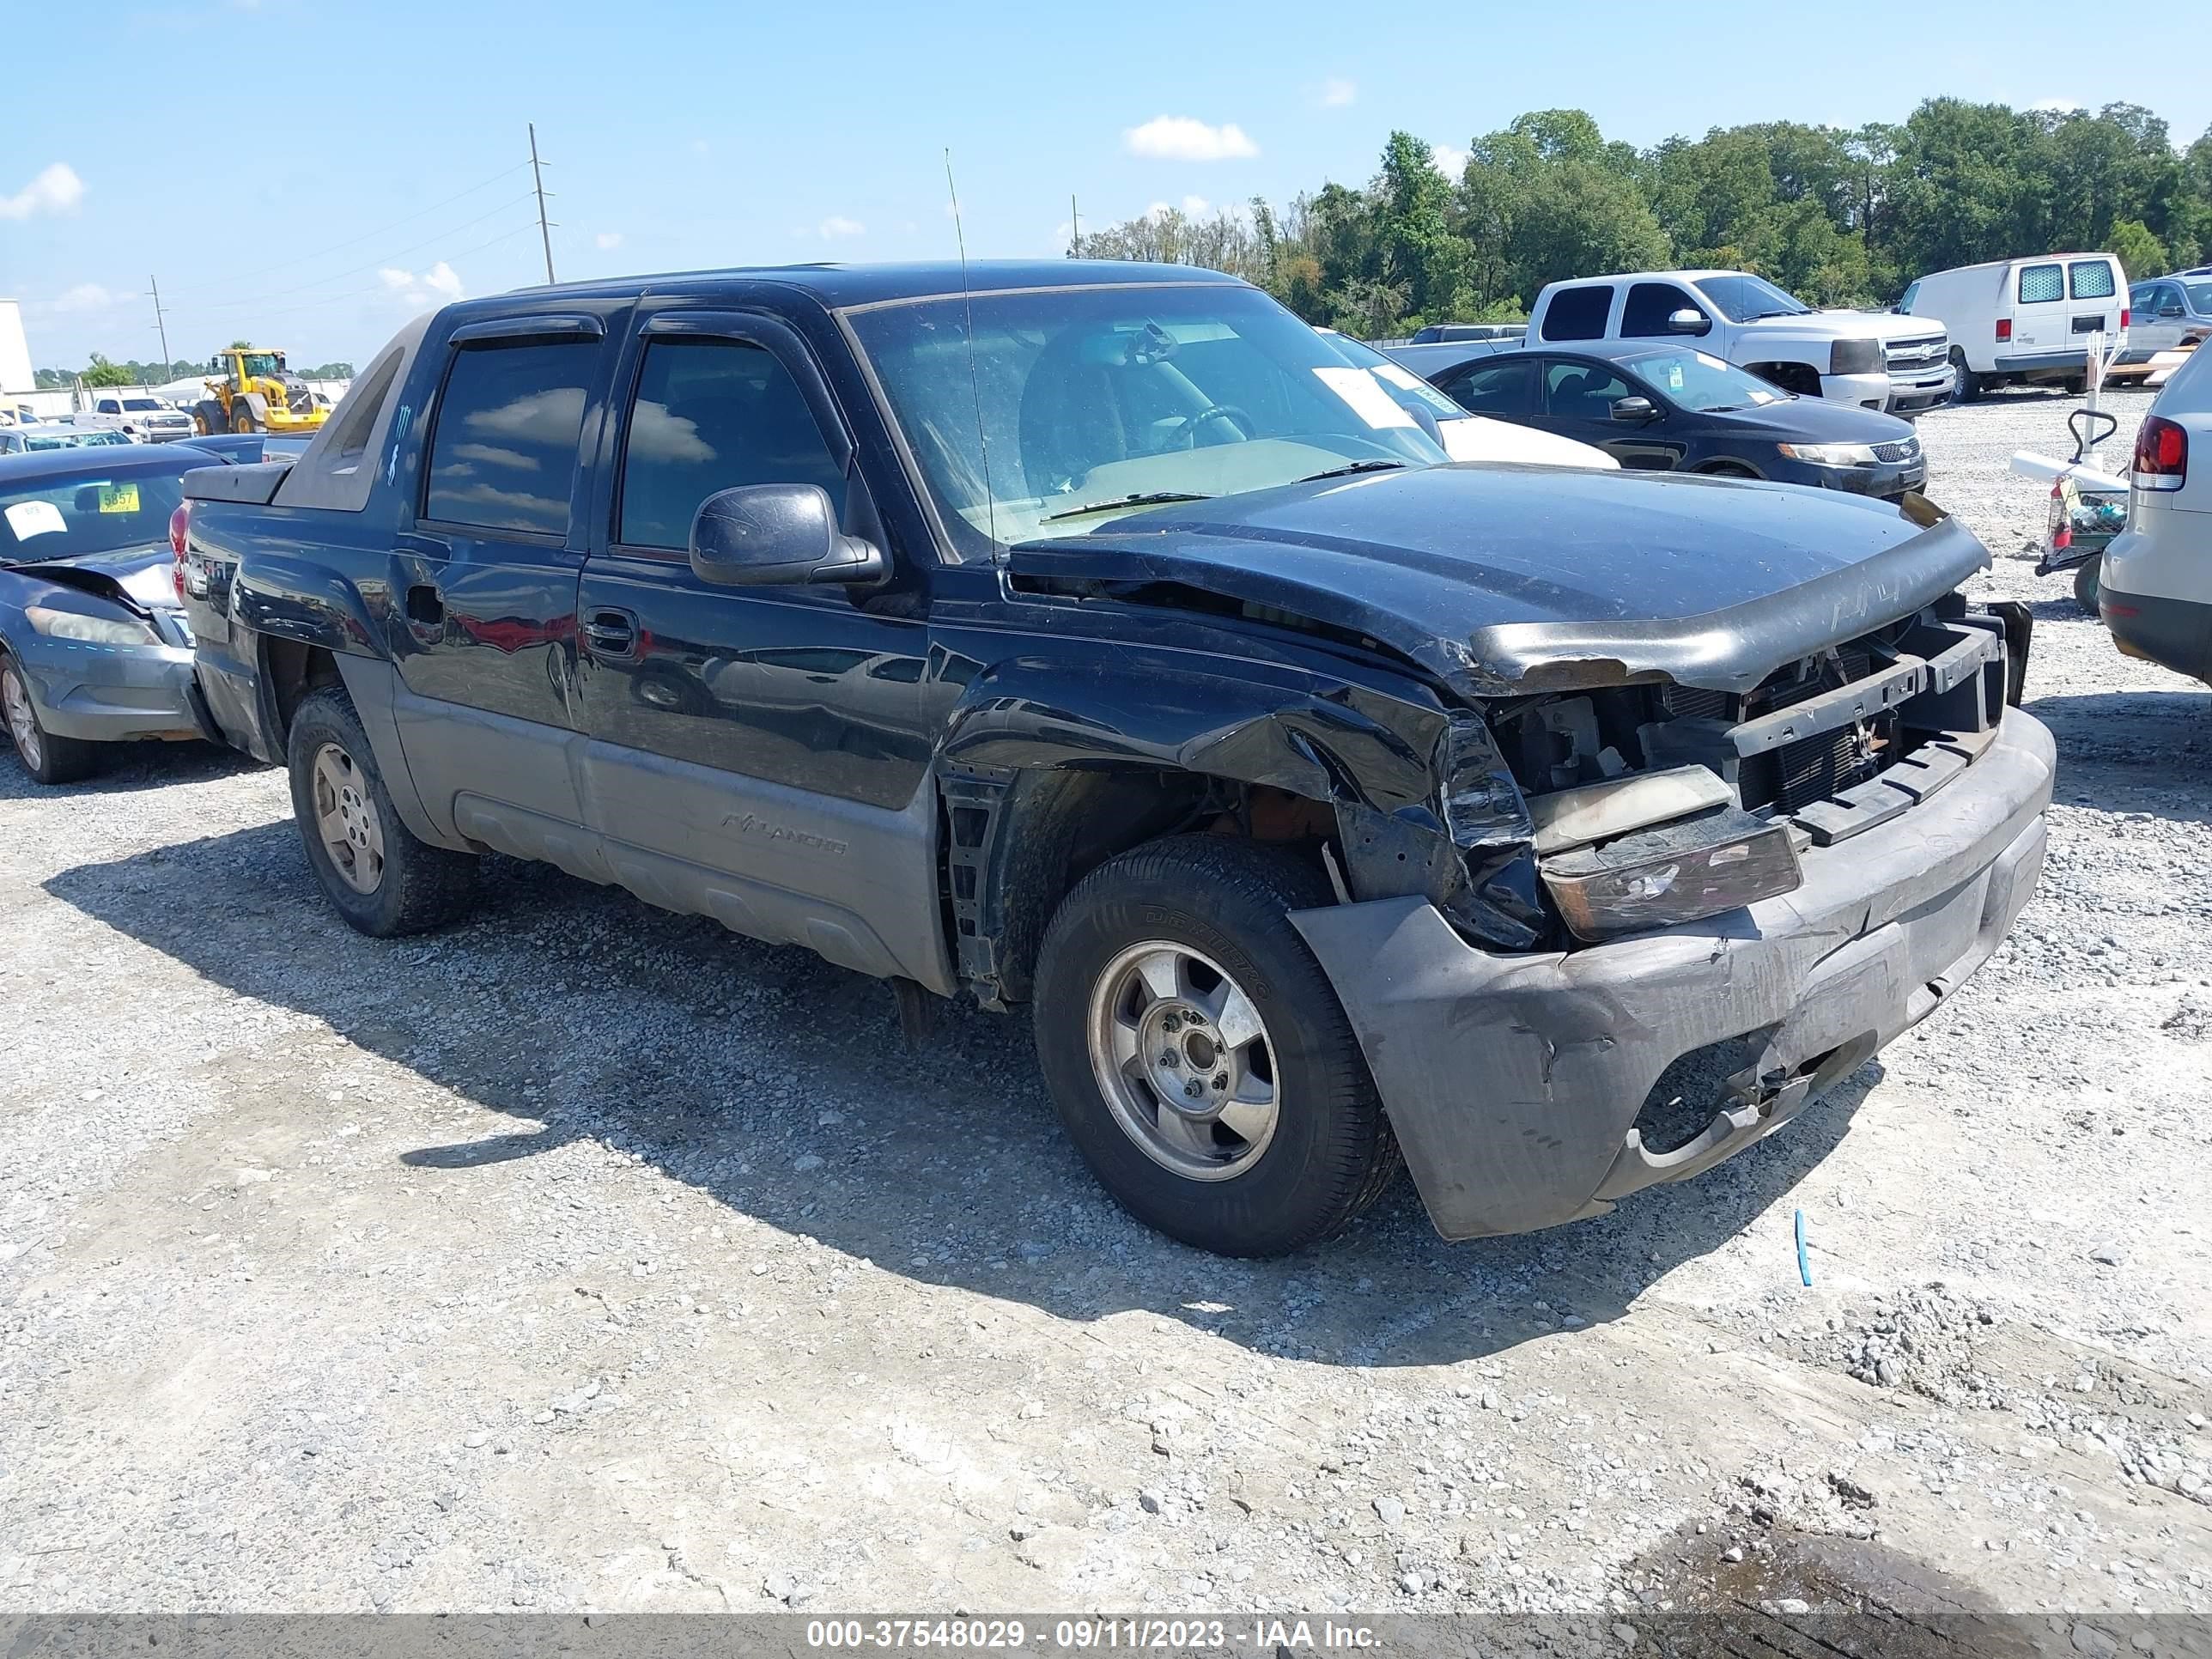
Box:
xmin=817 ymin=215 xmax=865 ymax=239
xmin=379 ymin=260 xmax=465 ymax=307
xmin=1431 ymin=143 xmax=1470 ymax=179
xmin=49 ymin=283 xmax=117 ymax=313
xmin=595 ymin=231 xmax=624 ymax=251
xmin=0 ymin=162 xmax=86 ymax=222
xmin=1318 ymin=78 xmax=1357 ymax=109
xmin=1123 ymin=116 xmax=1258 ymax=162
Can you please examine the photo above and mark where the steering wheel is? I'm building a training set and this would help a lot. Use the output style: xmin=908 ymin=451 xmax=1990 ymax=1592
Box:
xmin=1164 ymin=404 xmax=1256 ymax=449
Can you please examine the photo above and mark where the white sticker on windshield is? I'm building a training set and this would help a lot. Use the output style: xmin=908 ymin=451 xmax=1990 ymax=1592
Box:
xmin=1313 ymin=366 xmax=1418 ymax=429
xmin=1370 ymin=362 xmax=1428 ymax=392
xmin=3 ymin=500 xmax=66 ymax=540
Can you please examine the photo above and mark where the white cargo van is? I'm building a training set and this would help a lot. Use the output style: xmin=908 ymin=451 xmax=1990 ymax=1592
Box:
xmin=1900 ymin=253 xmax=2129 ymax=401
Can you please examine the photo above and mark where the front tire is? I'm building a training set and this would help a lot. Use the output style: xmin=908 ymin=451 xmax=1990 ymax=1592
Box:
xmin=287 ymin=685 xmax=477 ymax=937
xmin=231 ymin=405 xmax=258 ymax=434
xmin=1 ymin=655 xmax=100 ymax=785
xmin=1033 ymin=835 xmax=1401 ymax=1256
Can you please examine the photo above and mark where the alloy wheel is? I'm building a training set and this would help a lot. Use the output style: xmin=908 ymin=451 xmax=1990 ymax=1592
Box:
xmin=1084 ymin=940 xmax=1280 ymax=1180
xmin=311 ymin=742 xmax=386 ymax=893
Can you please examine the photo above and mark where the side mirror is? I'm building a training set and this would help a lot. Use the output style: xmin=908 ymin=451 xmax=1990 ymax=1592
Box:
xmin=1667 ymin=307 xmax=1711 ymax=336
xmin=688 ymin=483 xmax=885 ymax=587
xmin=2160 ymin=306 xmax=2185 ymax=319
xmin=1611 ymin=396 xmax=1659 ymax=423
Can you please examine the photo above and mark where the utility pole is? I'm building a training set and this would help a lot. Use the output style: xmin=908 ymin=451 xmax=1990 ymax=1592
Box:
xmin=529 ymin=123 xmax=556 ymax=285
xmin=148 ymin=275 xmax=171 ymax=371
xmin=1069 ymin=194 xmax=1079 ymax=258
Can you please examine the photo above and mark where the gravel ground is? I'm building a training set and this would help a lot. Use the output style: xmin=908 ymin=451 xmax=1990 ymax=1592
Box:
xmin=1 ymin=386 xmax=2207 ymax=1620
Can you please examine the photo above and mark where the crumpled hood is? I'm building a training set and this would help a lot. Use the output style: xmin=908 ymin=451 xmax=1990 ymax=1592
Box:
xmin=11 ymin=543 xmax=176 ymax=612
xmin=1009 ymin=463 xmax=1989 ymax=697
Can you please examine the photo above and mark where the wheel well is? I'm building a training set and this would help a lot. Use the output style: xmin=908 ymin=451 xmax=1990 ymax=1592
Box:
xmin=262 ymin=638 xmax=343 ymax=742
xmin=1696 ymin=459 xmax=1761 ymax=478
xmin=1745 ymin=361 xmax=1823 ymax=398
xmin=944 ymin=767 xmax=1334 ymax=1009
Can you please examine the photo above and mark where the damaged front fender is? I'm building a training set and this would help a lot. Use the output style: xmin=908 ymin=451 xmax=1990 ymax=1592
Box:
xmin=929 ymin=644 xmax=1544 ymax=991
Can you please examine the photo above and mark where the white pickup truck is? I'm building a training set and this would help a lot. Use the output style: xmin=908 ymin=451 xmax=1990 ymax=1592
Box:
xmin=1526 ymin=270 xmax=1954 ymax=415
xmin=76 ymin=393 xmax=198 ymax=444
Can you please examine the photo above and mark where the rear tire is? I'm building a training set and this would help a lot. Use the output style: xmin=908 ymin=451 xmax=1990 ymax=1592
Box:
xmin=1949 ymin=349 xmax=1982 ymax=404
xmin=192 ymin=402 xmax=224 ymax=437
xmin=1032 ymin=834 xmax=1401 ymax=1257
xmin=287 ymin=685 xmax=477 ymax=937
xmin=2073 ymin=555 xmax=2102 ymax=615
xmin=1 ymin=655 xmax=100 ymax=785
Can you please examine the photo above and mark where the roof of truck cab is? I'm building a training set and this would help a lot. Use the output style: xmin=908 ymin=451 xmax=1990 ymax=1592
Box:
xmin=473 ymin=260 xmax=1250 ymax=313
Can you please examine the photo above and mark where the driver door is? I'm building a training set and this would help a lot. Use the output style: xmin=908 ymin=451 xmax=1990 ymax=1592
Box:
xmin=1530 ymin=358 xmax=1686 ymax=471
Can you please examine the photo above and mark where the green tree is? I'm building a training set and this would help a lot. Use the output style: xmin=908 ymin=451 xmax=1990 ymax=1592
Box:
xmin=82 ymin=354 xmax=133 ymax=388
xmin=2105 ymin=217 xmax=2168 ymax=280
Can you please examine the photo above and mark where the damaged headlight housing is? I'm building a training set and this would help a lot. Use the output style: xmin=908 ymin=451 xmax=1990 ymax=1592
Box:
xmin=1540 ymin=805 xmax=1802 ymax=942
xmin=24 ymin=605 xmax=160 ymax=647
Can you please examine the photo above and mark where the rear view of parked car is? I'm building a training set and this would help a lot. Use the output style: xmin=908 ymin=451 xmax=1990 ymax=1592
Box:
xmin=1414 ymin=340 xmax=1926 ymax=497
xmin=1902 ymin=254 xmax=2129 ymax=399
xmin=0 ymin=446 xmax=210 ymax=783
xmin=2100 ymin=342 xmax=2212 ymax=683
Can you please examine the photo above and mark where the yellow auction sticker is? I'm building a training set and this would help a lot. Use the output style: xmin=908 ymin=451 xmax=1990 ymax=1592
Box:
xmin=97 ymin=483 xmax=141 ymax=514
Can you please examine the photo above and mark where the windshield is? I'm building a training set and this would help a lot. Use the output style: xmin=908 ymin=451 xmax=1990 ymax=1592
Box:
xmin=1697 ymin=274 xmax=1812 ymax=324
xmin=240 ymin=353 xmax=283 ymax=378
xmin=0 ymin=470 xmax=186 ymax=564
xmin=847 ymin=284 xmax=1449 ymax=557
xmin=1621 ymin=347 xmax=1789 ymax=411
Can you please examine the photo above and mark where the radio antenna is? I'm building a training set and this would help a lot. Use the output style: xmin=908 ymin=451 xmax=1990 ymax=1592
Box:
xmin=944 ymin=148 xmax=999 ymax=552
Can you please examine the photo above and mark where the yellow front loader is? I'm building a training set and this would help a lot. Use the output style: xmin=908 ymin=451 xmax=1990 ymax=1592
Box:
xmin=190 ymin=347 xmax=330 ymax=437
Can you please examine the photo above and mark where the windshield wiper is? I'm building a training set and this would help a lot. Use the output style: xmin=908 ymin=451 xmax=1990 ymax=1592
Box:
xmin=1042 ymin=490 xmax=1212 ymax=522
xmin=1297 ymin=459 xmax=1407 ymax=483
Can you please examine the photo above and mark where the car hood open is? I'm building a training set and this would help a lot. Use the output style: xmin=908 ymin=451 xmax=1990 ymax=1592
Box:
xmin=1008 ymin=463 xmax=1987 ymax=697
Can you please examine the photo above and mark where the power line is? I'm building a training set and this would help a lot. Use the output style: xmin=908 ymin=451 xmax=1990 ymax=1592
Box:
xmin=182 ymin=193 xmax=539 ymax=313
xmin=197 ymin=222 xmax=544 ymax=326
xmin=162 ymin=161 xmax=532 ymax=297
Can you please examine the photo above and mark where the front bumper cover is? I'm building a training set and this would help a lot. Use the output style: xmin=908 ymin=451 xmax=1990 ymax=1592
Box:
xmin=1291 ymin=707 xmax=2054 ymax=1241
xmin=15 ymin=635 xmax=202 ymax=742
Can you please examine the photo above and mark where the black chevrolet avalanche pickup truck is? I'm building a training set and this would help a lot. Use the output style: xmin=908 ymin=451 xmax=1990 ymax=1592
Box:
xmin=178 ymin=261 xmax=2054 ymax=1257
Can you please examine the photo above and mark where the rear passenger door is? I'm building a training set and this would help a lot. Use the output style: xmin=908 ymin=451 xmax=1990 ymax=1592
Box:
xmin=2009 ymin=262 xmax=2066 ymax=356
xmin=1431 ymin=356 xmax=1536 ymax=421
xmin=390 ymin=313 xmax=617 ymax=847
xmin=568 ymin=308 xmax=942 ymax=986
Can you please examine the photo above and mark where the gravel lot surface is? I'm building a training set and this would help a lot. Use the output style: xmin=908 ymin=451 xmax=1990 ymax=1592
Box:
xmin=2 ymin=386 xmax=2207 ymax=1621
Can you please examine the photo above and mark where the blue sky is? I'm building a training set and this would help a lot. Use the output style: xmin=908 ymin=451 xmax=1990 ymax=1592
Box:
xmin=7 ymin=0 xmax=2209 ymax=372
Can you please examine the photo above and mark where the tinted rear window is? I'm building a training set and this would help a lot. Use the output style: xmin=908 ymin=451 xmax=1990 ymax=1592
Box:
xmin=422 ymin=341 xmax=592 ymax=536
xmin=2018 ymin=264 xmax=2064 ymax=304
xmin=1540 ymin=285 xmax=1613 ymax=342
xmin=2069 ymin=260 xmax=2117 ymax=300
